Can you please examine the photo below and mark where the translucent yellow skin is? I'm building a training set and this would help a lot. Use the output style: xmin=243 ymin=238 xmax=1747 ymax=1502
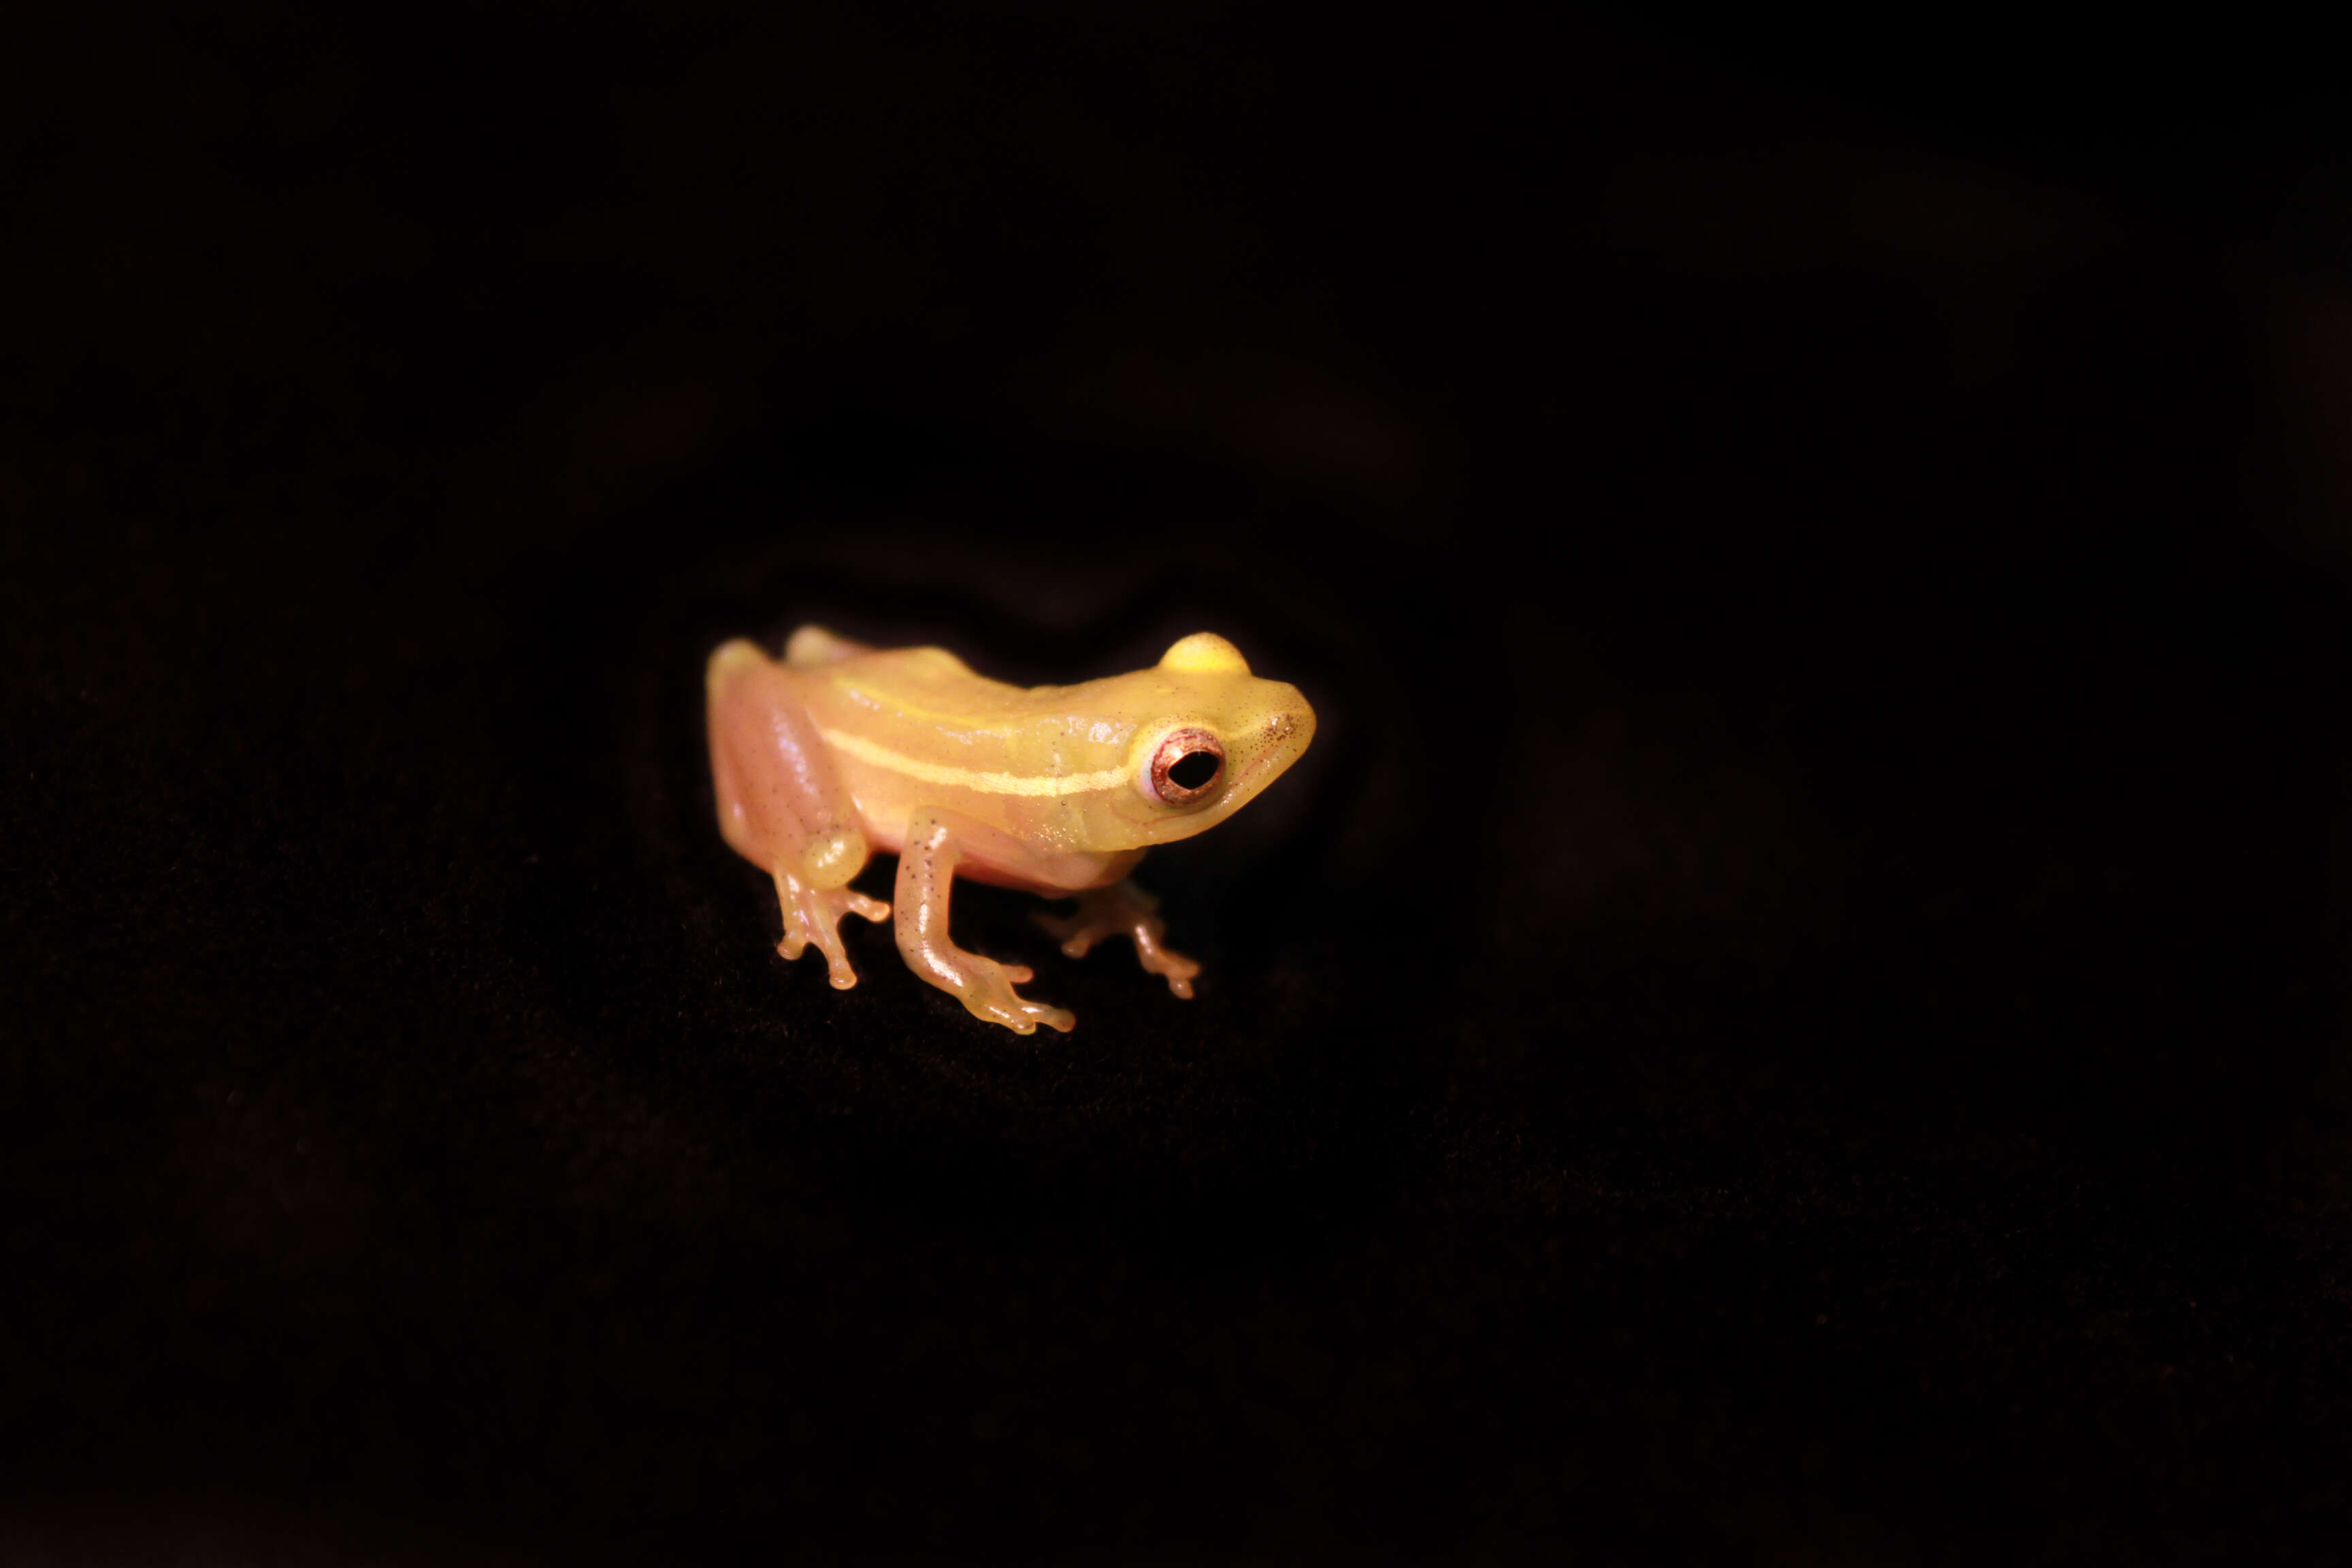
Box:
xmin=706 ymin=627 xmax=1317 ymax=1034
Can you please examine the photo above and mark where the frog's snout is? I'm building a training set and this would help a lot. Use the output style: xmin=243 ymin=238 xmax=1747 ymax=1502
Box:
xmin=1238 ymin=689 xmax=1315 ymax=791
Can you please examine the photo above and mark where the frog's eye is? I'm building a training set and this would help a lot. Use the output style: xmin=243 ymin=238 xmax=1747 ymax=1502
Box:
xmin=1145 ymin=728 xmax=1224 ymax=806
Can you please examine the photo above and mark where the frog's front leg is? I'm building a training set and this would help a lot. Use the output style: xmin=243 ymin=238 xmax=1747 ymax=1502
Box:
xmin=1036 ymin=879 xmax=1202 ymax=999
xmin=896 ymin=807 xmax=1077 ymax=1036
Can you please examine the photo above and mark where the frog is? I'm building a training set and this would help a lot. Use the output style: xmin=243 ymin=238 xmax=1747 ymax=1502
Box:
xmin=704 ymin=625 xmax=1317 ymax=1034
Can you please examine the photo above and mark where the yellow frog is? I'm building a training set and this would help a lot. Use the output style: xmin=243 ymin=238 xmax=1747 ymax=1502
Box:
xmin=705 ymin=625 xmax=1316 ymax=1034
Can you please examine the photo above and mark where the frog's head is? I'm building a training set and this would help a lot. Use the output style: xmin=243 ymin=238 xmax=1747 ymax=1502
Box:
xmin=1078 ymin=632 xmax=1316 ymax=851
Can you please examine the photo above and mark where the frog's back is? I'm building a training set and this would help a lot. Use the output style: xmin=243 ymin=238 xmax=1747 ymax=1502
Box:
xmin=798 ymin=640 xmax=1041 ymax=730
xmin=779 ymin=630 xmax=1100 ymax=847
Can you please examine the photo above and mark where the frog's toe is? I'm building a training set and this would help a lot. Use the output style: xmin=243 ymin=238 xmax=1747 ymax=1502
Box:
xmin=1018 ymin=1001 xmax=1078 ymax=1034
xmin=983 ymin=997 xmax=1075 ymax=1034
xmin=1034 ymin=907 xmax=1102 ymax=958
xmin=773 ymin=876 xmax=887 ymax=990
xmin=1038 ymin=883 xmax=1198 ymax=999
xmin=1133 ymin=936 xmax=1200 ymax=998
xmin=782 ymin=922 xmax=857 ymax=988
xmin=956 ymin=962 xmax=1075 ymax=1034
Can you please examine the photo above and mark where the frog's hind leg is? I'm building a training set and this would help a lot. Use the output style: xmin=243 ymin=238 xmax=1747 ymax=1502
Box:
xmin=773 ymin=867 xmax=892 ymax=990
xmin=706 ymin=642 xmax=892 ymax=988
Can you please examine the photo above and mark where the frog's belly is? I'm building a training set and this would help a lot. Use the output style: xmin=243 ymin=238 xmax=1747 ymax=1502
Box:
xmin=938 ymin=853 xmax=1132 ymax=895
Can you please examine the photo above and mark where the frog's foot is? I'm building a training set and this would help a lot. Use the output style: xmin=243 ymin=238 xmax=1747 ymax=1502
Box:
xmin=773 ymin=869 xmax=892 ymax=990
xmin=910 ymin=946 xmax=1076 ymax=1035
xmin=1036 ymin=880 xmax=1201 ymax=1000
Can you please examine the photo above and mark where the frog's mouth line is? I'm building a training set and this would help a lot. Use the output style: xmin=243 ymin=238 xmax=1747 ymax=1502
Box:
xmin=1220 ymin=736 xmax=1301 ymax=806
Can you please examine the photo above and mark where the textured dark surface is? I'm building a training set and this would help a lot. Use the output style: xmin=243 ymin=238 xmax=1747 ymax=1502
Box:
xmin=7 ymin=5 xmax=2352 ymax=1562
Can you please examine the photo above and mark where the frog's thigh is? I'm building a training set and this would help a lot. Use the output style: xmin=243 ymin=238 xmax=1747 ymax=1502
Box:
xmin=706 ymin=640 xmax=766 ymax=858
xmin=708 ymin=652 xmax=866 ymax=889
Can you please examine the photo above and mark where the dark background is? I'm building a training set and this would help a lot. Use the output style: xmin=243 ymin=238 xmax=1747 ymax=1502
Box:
xmin=7 ymin=3 xmax=2352 ymax=1561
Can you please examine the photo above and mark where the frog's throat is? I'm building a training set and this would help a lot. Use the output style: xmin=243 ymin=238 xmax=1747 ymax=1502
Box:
xmin=816 ymin=726 xmax=1129 ymax=798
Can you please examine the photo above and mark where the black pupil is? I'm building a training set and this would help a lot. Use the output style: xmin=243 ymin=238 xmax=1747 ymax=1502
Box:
xmin=1168 ymin=750 xmax=1220 ymax=790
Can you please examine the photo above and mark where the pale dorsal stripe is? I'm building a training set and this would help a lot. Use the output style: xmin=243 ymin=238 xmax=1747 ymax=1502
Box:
xmin=818 ymin=727 xmax=1128 ymax=798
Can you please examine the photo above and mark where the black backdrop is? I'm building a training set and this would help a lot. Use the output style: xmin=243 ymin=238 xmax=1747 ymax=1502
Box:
xmin=7 ymin=4 xmax=2352 ymax=1561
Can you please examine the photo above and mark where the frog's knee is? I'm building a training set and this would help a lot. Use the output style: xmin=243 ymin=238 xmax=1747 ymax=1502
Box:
xmin=785 ymin=625 xmax=870 ymax=668
xmin=799 ymin=828 xmax=866 ymax=889
xmin=706 ymin=638 xmax=770 ymax=696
